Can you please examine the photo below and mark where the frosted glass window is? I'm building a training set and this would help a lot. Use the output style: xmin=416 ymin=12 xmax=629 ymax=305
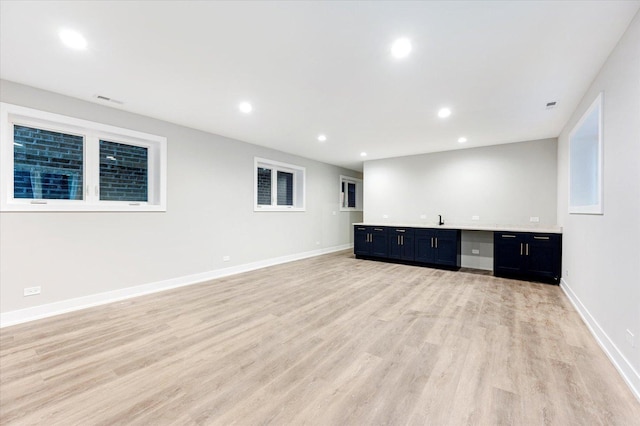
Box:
xmin=569 ymin=93 xmax=603 ymax=214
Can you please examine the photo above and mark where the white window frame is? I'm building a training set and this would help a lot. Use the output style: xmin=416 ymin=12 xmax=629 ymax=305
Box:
xmin=340 ymin=175 xmax=363 ymax=211
xmin=1 ymin=102 xmax=167 ymax=212
xmin=254 ymin=157 xmax=305 ymax=211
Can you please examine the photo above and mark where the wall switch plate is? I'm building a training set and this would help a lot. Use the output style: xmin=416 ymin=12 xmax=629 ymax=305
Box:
xmin=420 ymin=214 xmax=427 ymax=219
xmin=472 ymin=215 xmax=480 ymax=221
xmin=24 ymin=286 xmax=41 ymax=296
xmin=222 ymin=256 xmax=230 ymax=262
xmin=332 ymin=211 xmax=336 ymax=215
xmin=472 ymin=249 xmax=480 ymax=255
xmin=383 ymin=214 xmax=389 ymax=219
xmin=316 ymin=241 xmax=321 ymax=245
xmin=530 ymin=216 xmax=540 ymax=223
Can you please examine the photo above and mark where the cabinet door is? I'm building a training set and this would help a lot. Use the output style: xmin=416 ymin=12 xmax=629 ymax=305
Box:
xmin=434 ymin=230 xmax=460 ymax=267
xmin=401 ymin=231 xmax=415 ymax=261
xmin=388 ymin=230 xmax=403 ymax=259
xmin=414 ymin=230 xmax=435 ymax=263
xmin=494 ymin=233 xmax=525 ymax=274
xmin=526 ymin=234 xmax=561 ymax=283
xmin=388 ymin=228 xmax=414 ymax=260
xmin=371 ymin=227 xmax=388 ymax=257
xmin=354 ymin=227 xmax=370 ymax=256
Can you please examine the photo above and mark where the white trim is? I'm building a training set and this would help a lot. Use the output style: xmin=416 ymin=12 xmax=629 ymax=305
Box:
xmin=254 ymin=156 xmax=306 ymax=211
xmin=568 ymin=92 xmax=604 ymax=215
xmin=560 ymin=278 xmax=640 ymax=402
xmin=0 ymin=102 xmax=167 ymax=212
xmin=339 ymin=175 xmax=363 ymax=212
xmin=0 ymin=243 xmax=353 ymax=328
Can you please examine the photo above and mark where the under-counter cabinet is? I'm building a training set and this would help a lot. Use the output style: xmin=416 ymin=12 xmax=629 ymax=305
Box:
xmin=415 ymin=229 xmax=461 ymax=268
xmin=354 ymin=226 xmax=388 ymax=258
xmin=493 ymin=232 xmax=561 ymax=284
xmin=388 ymin=228 xmax=415 ymax=261
xmin=354 ymin=225 xmax=461 ymax=270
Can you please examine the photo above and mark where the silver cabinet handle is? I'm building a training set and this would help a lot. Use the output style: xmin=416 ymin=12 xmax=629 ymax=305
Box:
xmin=435 ymin=237 xmax=438 ymax=248
xmin=397 ymin=235 xmax=400 ymax=245
xmin=502 ymin=235 xmax=516 ymax=238
xmin=526 ymin=243 xmax=529 ymax=256
xmin=431 ymin=237 xmax=434 ymax=248
xmin=374 ymin=228 xmax=384 ymax=231
xmin=396 ymin=229 xmax=406 ymax=232
xmin=401 ymin=235 xmax=404 ymax=245
xmin=533 ymin=236 xmax=550 ymax=240
xmin=520 ymin=243 xmax=523 ymax=255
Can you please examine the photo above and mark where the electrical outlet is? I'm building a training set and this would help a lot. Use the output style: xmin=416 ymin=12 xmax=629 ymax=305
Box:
xmin=472 ymin=249 xmax=480 ymax=255
xmin=24 ymin=286 xmax=41 ymax=296
xmin=222 ymin=256 xmax=230 ymax=262
xmin=627 ymin=329 xmax=635 ymax=347
xmin=530 ymin=216 xmax=540 ymax=223
xmin=332 ymin=211 xmax=336 ymax=215
xmin=565 ymin=269 xmax=569 ymax=277
xmin=420 ymin=214 xmax=427 ymax=219
xmin=472 ymin=215 xmax=480 ymax=221
xmin=383 ymin=214 xmax=388 ymax=219
xmin=316 ymin=241 xmax=321 ymax=245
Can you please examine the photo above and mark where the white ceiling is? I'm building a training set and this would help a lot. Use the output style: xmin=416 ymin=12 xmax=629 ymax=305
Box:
xmin=1 ymin=1 xmax=638 ymax=171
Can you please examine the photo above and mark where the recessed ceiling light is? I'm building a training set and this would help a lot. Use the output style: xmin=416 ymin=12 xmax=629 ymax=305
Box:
xmin=59 ymin=28 xmax=87 ymax=50
xmin=458 ymin=137 xmax=467 ymax=143
xmin=391 ymin=38 xmax=412 ymax=59
xmin=317 ymin=134 xmax=327 ymax=142
xmin=238 ymin=102 xmax=253 ymax=114
xmin=438 ymin=107 xmax=452 ymax=118
xmin=360 ymin=152 xmax=367 ymax=157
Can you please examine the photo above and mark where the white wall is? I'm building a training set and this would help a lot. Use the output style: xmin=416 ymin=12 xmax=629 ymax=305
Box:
xmin=557 ymin=11 xmax=640 ymax=398
xmin=0 ymin=80 xmax=362 ymax=320
xmin=363 ymin=139 xmax=558 ymax=269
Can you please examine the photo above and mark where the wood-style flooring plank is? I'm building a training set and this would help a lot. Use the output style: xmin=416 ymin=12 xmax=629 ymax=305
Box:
xmin=1 ymin=250 xmax=639 ymax=425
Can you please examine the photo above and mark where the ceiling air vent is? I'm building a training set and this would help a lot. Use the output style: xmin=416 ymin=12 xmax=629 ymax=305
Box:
xmin=545 ymin=101 xmax=557 ymax=110
xmin=94 ymin=94 xmax=124 ymax=105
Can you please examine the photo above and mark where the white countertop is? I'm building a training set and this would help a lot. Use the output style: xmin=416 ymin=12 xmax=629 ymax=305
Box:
xmin=353 ymin=223 xmax=562 ymax=234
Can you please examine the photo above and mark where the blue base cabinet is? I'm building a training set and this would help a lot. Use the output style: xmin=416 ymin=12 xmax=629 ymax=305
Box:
xmin=493 ymin=232 xmax=562 ymax=284
xmin=414 ymin=229 xmax=461 ymax=268
xmin=354 ymin=226 xmax=388 ymax=258
xmin=354 ymin=225 xmax=460 ymax=270
xmin=388 ymin=227 xmax=415 ymax=261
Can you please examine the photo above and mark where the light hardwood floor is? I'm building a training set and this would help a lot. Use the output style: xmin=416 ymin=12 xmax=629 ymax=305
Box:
xmin=1 ymin=251 xmax=639 ymax=425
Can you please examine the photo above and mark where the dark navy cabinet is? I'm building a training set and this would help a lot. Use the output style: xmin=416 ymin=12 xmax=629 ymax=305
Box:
xmin=388 ymin=228 xmax=415 ymax=261
xmin=354 ymin=225 xmax=460 ymax=270
xmin=354 ymin=226 xmax=388 ymax=258
xmin=493 ymin=232 xmax=561 ymax=284
xmin=414 ymin=229 xmax=461 ymax=268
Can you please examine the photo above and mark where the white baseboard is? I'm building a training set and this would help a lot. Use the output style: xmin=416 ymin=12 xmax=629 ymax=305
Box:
xmin=0 ymin=243 xmax=353 ymax=328
xmin=560 ymin=278 xmax=640 ymax=402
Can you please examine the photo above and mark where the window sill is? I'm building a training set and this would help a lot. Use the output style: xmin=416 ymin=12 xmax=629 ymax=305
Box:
xmin=1 ymin=201 xmax=166 ymax=212
xmin=340 ymin=207 xmax=363 ymax=212
xmin=254 ymin=206 xmax=305 ymax=212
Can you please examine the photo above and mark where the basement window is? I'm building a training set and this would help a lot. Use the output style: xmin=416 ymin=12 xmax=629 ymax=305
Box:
xmin=254 ymin=157 xmax=305 ymax=211
xmin=340 ymin=175 xmax=363 ymax=211
xmin=1 ymin=102 xmax=167 ymax=211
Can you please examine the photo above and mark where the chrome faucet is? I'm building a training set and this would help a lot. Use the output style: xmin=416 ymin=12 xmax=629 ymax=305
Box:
xmin=438 ymin=215 xmax=444 ymax=226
